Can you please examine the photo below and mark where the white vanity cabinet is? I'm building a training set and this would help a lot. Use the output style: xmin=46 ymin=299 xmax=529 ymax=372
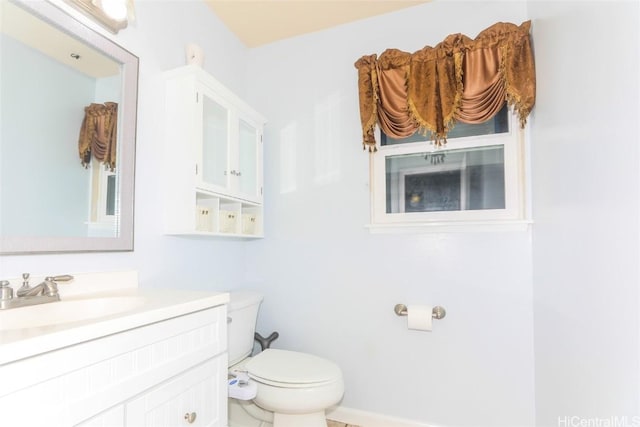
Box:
xmin=163 ymin=65 xmax=266 ymax=238
xmin=0 ymin=305 xmax=228 ymax=427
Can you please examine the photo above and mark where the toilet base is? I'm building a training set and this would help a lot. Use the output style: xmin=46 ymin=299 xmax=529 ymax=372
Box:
xmin=273 ymin=411 xmax=327 ymax=427
xmin=229 ymin=398 xmax=329 ymax=427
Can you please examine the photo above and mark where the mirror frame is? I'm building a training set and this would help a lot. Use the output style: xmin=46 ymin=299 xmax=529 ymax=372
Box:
xmin=0 ymin=0 xmax=138 ymax=255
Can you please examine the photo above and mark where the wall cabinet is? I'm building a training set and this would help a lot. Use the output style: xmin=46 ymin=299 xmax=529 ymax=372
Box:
xmin=163 ymin=65 xmax=266 ymax=238
xmin=0 ymin=306 xmax=228 ymax=426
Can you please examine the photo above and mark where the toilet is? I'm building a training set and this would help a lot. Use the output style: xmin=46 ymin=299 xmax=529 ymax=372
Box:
xmin=227 ymin=291 xmax=344 ymax=427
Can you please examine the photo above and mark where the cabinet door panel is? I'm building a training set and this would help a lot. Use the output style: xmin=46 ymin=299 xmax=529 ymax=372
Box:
xmin=125 ymin=356 xmax=227 ymax=427
xmin=202 ymin=95 xmax=229 ymax=190
xmin=237 ymin=118 xmax=260 ymax=201
xmin=75 ymin=404 xmax=125 ymax=427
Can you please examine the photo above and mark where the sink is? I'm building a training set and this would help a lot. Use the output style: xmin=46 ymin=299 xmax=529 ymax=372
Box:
xmin=0 ymin=296 xmax=147 ymax=331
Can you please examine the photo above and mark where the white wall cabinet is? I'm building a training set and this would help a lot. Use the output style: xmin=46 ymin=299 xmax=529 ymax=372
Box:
xmin=0 ymin=306 xmax=228 ymax=427
xmin=163 ymin=65 xmax=266 ymax=238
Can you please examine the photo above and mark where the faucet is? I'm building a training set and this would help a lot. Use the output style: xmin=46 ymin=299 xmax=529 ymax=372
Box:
xmin=16 ymin=273 xmax=73 ymax=297
xmin=0 ymin=273 xmax=74 ymax=310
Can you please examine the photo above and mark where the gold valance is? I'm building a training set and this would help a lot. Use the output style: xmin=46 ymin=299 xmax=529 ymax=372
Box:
xmin=354 ymin=21 xmax=535 ymax=151
xmin=78 ymin=102 xmax=118 ymax=170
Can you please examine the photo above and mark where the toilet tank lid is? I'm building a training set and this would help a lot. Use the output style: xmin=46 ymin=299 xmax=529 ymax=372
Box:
xmin=228 ymin=291 xmax=263 ymax=312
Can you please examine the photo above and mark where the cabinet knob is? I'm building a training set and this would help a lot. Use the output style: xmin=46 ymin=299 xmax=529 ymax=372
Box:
xmin=184 ymin=412 xmax=197 ymax=423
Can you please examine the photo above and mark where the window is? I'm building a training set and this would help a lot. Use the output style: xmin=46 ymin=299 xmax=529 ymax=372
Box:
xmin=370 ymin=104 xmax=528 ymax=231
xmin=87 ymin=157 xmax=119 ymax=237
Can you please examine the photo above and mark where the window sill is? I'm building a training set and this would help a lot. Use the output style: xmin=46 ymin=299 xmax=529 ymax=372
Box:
xmin=366 ymin=220 xmax=532 ymax=234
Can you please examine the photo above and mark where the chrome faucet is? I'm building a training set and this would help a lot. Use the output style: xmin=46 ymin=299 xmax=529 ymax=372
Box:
xmin=0 ymin=273 xmax=74 ymax=310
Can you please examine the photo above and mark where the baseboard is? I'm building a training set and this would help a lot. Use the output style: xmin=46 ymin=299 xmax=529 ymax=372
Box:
xmin=327 ymin=406 xmax=438 ymax=427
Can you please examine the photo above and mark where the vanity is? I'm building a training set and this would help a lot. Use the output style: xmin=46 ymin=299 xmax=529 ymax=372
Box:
xmin=0 ymin=272 xmax=229 ymax=426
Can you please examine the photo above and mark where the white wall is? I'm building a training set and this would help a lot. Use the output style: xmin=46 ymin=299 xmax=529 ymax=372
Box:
xmin=528 ymin=1 xmax=640 ymax=425
xmin=0 ymin=0 xmax=250 ymax=292
xmin=243 ymin=2 xmax=535 ymax=426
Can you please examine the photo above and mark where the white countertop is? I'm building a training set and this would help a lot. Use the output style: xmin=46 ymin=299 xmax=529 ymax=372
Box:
xmin=0 ymin=271 xmax=229 ymax=365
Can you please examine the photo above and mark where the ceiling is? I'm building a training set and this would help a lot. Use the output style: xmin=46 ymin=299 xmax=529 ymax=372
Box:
xmin=205 ymin=1 xmax=429 ymax=48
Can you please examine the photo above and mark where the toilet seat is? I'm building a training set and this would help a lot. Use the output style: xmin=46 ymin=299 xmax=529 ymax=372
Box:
xmin=246 ymin=349 xmax=341 ymax=388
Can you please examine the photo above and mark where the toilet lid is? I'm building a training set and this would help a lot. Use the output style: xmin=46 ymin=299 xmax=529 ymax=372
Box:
xmin=246 ymin=349 xmax=341 ymax=386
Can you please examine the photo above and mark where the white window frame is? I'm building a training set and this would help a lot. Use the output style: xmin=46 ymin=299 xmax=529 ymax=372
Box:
xmin=368 ymin=110 xmax=530 ymax=233
xmin=86 ymin=158 xmax=119 ymax=236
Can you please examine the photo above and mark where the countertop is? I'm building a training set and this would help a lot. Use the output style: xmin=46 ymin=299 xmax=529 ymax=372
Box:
xmin=0 ymin=271 xmax=229 ymax=365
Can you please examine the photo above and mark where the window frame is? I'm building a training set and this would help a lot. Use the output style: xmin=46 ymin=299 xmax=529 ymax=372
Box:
xmin=87 ymin=157 xmax=118 ymax=233
xmin=369 ymin=110 xmax=529 ymax=232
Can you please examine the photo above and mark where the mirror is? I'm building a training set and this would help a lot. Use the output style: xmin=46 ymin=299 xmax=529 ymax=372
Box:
xmin=0 ymin=0 xmax=138 ymax=254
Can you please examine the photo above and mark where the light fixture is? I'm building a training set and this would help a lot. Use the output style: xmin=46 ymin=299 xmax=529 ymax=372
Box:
xmin=100 ymin=0 xmax=127 ymax=22
xmin=64 ymin=0 xmax=133 ymax=34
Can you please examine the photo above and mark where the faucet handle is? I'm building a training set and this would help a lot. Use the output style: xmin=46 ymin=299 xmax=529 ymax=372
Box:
xmin=18 ymin=273 xmax=31 ymax=294
xmin=46 ymin=275 xmax=74 ymax=283
xmin=0 ymin=281 xmax=13 ymax=301
xmin=42 ymin=275 xmax=73 ymax=298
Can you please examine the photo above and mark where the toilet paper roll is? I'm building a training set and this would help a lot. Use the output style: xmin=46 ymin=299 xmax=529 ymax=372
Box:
xmin=407 ymin=305 xmax=433 ymax=331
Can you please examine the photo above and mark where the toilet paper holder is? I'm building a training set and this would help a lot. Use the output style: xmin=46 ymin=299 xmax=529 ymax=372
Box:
xmin=394 ymin=304 xmax=446 ymax=320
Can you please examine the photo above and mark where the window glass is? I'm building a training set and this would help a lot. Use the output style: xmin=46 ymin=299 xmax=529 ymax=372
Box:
xmin=106 ymin=174 xmax=116 ymax=216
xmin=384 ymin=145 xmax=505 ymax=214
xmin=381 ymin=103 xmax=509 ymax=146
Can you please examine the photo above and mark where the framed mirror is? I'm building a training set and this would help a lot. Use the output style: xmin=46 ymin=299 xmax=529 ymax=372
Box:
xmin=0 ymin=0 xmax=138 ymax=254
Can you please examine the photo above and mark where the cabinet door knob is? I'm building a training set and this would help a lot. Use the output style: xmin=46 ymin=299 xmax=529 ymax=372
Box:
xmin=184 ymin=412 xmax=197 ymax=423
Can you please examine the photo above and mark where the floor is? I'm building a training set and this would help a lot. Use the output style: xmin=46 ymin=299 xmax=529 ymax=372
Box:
xmin=327 ymin=420 xmax=360 ymax=427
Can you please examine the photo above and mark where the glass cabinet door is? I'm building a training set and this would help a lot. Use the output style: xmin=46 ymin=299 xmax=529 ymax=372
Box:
xmin=200 ymin=93 xmax=229 ymax=192
xmin=197 ymin=84 xmax=262 ymax=204
xmin=237 ymin=118 xmax=260 ymax=201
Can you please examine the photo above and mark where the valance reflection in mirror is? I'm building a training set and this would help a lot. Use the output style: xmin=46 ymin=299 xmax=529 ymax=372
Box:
xmin=0 ymin=0 xmax=138 ymax=254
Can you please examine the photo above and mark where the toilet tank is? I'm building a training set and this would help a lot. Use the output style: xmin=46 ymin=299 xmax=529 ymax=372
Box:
xmin=227 ymin=291 xmax=263 ymax=366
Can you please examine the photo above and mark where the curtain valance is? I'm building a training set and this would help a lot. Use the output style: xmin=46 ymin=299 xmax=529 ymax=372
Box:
xmin=354 ymin=21 xmax=535 ymax=151
xmin=78 ymin=102 xmax=118 ymax=170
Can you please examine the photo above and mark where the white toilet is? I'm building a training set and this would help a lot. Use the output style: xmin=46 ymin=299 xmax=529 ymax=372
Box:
xmin=227 ymin=291 xmax=344 ymax=427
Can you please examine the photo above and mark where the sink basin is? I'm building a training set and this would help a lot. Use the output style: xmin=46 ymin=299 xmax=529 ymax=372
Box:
xmin=0 ymin=296 xmax=147 ymax=331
